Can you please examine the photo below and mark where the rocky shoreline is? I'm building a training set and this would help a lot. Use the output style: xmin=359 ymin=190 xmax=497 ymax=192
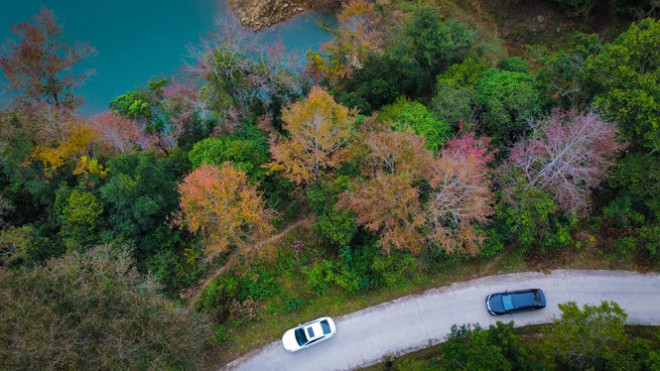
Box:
xmin=228 ymin=0 xmax=341 ymax=31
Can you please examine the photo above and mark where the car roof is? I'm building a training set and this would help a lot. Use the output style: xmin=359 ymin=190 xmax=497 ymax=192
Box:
xmin=304 ymin=322 xmax=325 ymax=341
xmin=510 ymin=291 xmax=538 ymax=308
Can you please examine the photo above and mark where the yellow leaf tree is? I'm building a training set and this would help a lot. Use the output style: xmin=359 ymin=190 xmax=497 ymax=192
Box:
xmin=267 ymin=86 xmax=356 ymax=185
xmin=30 ymin=124 xmax=96 ymax=178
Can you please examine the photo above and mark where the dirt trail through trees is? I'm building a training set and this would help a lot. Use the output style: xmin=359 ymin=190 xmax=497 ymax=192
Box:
xmin=185 ymin=215 xmax=314 ymax=310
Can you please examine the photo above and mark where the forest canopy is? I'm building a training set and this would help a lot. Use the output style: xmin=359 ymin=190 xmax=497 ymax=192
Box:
xmin=1 ymin=1 xmax=659 ymax=366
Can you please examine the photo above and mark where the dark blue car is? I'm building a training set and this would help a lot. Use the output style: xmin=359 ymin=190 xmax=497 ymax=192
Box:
xmin=486 ymin=289 xmax=546 ymax=315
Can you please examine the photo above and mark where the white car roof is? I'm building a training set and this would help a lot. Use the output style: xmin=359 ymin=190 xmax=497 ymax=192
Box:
xmin=304 ymin=322 xmax=325 ymax=341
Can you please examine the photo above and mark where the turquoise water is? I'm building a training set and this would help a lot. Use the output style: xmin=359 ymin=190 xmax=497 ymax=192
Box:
xmin=0 ymin=1 xmax=336 ymax=115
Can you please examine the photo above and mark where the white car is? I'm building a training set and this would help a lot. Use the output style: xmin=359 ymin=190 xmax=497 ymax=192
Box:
xmin=281 ymin=316 xmax=336 ymax=352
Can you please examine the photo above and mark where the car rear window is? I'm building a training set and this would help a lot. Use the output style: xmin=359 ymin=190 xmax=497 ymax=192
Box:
xmin=321 ymin=320 xmax=331 ymax=334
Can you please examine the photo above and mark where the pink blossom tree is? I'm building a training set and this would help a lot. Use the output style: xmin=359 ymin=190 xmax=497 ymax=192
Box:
xmin=443 ymin=131 xmax=497 ymax=168
xmin=503 ymin=111 xmax=625 ymax=214
xmin=89 ymin=112 xmax=158 ymax=154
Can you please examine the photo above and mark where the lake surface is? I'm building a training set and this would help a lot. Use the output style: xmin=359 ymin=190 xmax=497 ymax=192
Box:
xmin=0 ymin=0 xmax=337 ymax=115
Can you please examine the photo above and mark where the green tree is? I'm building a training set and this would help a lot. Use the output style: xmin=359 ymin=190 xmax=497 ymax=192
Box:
xmin=596 ymin=88 xmax=660 ymax=152
xmin=535 ymin=33 xmax=602 ymax=109
xmin=402 ymin=7 xmax=475 ymax=93
xmin=57 ymin=188 xmax=104 ymax=250
xmin=476 ymin=68 xmax=541 ymax=147
xmin=338 ymin=9 xmax=474 ymax=112
xmin=432 ymin=58 xmax=489 ymax=126
xmin=100 ymin=153 xmax=178 ymax=241
xmin=339 ymin=51 xmax=425 ymax=113
xmin=442 ymin=324 xmax=512 ymax=370
xmin=546 ymin=301 xmax=628 ymax=370
xmin=188 ymin=132 xmax=268 ymax=182
xmin=496 ymin=183 xmax=576 ymax=251
xmin=307 ymin=176 xmax=358 ymax=246
xmin=497 ymin=58 xmax=530 ymax=74
xmin=605 ymin=153 xmax=660 ymax=260
xmin=379 ymin=98 xmax=451 ymax=151
xmin=585 ymin=19 xmax=660 ymax=152
xmin=608 ymin=154 xmax=660 ymax=221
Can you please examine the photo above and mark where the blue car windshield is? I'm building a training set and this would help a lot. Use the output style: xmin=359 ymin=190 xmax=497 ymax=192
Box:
xmin=502 ymin=294 xmax=514 ymax=311
xmin=295 ymin=328 xmax=307 ymax=346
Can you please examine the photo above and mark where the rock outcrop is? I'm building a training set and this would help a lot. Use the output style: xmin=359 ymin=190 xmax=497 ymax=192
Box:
xmin=229 ymin=0 xmax=340 ymax=30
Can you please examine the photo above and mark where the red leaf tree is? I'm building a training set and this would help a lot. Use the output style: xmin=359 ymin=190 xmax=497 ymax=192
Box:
xmin=0 ymin=7 xmax=96 ymax=110
xmin=339 ymin=131 xmax=431 ymax=254
xmin=306 ymin=0 xmax=385 ymax=84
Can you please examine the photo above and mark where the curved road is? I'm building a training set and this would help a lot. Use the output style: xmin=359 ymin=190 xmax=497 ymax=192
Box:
xmin=224 ymin=270 xmax=660 ymax=371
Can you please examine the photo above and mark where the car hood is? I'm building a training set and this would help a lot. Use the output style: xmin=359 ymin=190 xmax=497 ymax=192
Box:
xmin=487 ymin=294 xmax=505 ymax=314
xmin=282 ymin=328 xmax=301 ymax=352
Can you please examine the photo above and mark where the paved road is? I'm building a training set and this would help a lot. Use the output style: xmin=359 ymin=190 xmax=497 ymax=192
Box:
xmin=224 ymin=270 xmax=660 ymax=371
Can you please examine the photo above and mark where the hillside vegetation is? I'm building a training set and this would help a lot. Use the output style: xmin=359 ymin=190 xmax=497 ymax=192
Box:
xmin=1 ymin=1 xmax=659 ymax=367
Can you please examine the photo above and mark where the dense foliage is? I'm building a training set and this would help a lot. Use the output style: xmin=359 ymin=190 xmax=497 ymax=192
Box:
xmin=0 ymin=246 xmax=213 ymax=369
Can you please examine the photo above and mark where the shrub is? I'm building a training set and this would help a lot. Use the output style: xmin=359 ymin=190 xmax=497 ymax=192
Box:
xmin=0 ymin=245 xmax=213 ymax=369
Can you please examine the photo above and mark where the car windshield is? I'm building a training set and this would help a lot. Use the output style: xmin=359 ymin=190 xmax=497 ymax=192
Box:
xmin=294 ymin=328 xmax=307 ymax=346
xmin=502 ymin=294 xmax=514 ymax=311
xmin=320 ymin=320 xmax=331 ymax=334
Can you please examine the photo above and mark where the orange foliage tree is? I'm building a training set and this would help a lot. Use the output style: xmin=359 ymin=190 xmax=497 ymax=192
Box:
xmin=267 ymin=86 xmax=356 ymax=185
xmin=176 ymin=163 xmax=273 ymax=259
xmin=362 ymin=130 xmax=432 ymax=179
xmin=427 ymin=142 xmax=495 ymax=254
xmin=306 ymin=0 xmax=384 ymax=84
xmin=339 ymin=174 xmax=426 ymax=254
xmin=339 ymin=129 xmax=496 ymax=255
xmin=339 ymin=131 xmax=432 ymax=254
